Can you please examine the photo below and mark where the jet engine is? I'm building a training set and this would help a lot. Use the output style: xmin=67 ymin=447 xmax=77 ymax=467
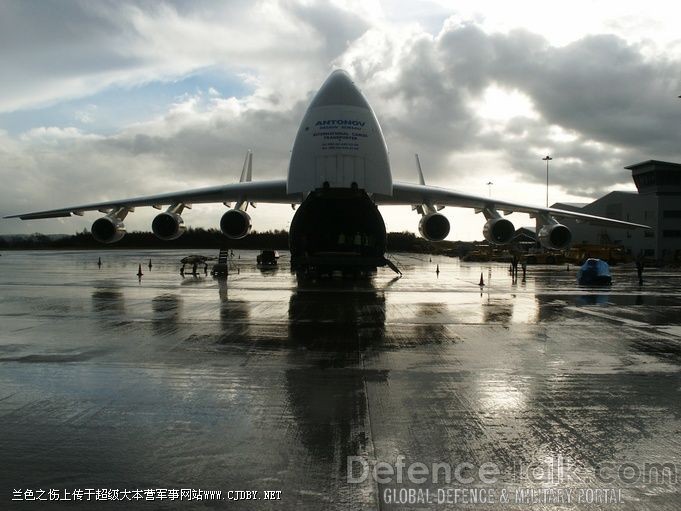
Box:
xmin=220 ymin=209 xmax=252 ymax=239
xmin=538 ymin=223 xmax=572 ymax=250
xmin=92 ymin=215 xmax=126 ymax=244
xmin=483 ymin=217 xmax=515 ymax=245
xmin=152 ymin=211 xmax=186 ymax=240
xmin=418 ymin=212 xmax=450 ymax=241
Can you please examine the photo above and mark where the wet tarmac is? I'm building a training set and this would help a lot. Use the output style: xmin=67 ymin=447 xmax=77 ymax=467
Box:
xmin=0 ymin=250 xmax=680 ymax=509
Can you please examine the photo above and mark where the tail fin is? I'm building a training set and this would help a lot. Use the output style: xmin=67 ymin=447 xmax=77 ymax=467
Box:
xmin=239 ymin=150 xmax=253 ymax=183
xmin=414 ymin=153 xmax=444 ymax=212
xmin=232 ymin=150 xmax=254 ymax=211
xmin=415 ymin=153 xmax=426 ymax=185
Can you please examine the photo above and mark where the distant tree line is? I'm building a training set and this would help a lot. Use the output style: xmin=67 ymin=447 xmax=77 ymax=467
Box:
xmin=0 ymin=228 xmax=475 ymax=256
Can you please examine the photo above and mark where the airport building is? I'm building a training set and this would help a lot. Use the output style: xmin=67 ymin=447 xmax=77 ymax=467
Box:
xmin=552 ymin=160 xmax=681 ymax=263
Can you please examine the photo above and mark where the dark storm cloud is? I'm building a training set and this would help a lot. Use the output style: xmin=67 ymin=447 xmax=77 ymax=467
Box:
xmin=354 ymin=30 xmax=485 ymax=175
xmin=0 ymin=1 xmax=125 ymax=60
xmin=489 ymin=30 xmax=681 ymax=191
xmin=349 ymin=23 xmax=681 ymax=193
xmin=490 ymin=32 xmax=681 ymax=155
xmin=286 ymin=0 xmax=371 ymax=60
xmin=0 ymin=1 xmax=143 ymax=110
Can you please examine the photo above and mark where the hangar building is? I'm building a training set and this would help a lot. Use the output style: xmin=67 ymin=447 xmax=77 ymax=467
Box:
xmin=552 ymin=160 xmax=681 ymax=263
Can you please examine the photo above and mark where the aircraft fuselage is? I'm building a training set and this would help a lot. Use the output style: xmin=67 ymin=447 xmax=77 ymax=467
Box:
xmin=286 ymin=70 xmax=393 ymax=274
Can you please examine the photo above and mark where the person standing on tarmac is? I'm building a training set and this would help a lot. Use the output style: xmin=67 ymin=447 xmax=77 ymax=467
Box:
xmin=636 ymin=252 xmax=645 ymax=285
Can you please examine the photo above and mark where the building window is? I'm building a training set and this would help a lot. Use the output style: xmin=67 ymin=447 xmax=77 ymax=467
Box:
xmin=658 ymin=171 xmax=681 ymax=186
xmin=663 ymin=230 xmax=681 ymax=238
xmin=663 ymin=210 xmax=681 ymax=218
xmin=644 ymin=249 xmax=655 ymax=257
xmin=644 ymin=230 xmax=654 ymax=238
xmin=635 ymin=172 xmax=655 ymax=187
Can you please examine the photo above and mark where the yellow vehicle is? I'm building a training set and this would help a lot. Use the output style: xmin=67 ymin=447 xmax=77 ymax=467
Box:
xmin=524 ymin=251 xmax=566 ymax=265
xmin=566 ymin=244 xmax=628 ymax=265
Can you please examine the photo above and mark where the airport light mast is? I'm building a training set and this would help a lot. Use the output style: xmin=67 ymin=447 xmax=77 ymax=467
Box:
xmin=542 ymin=155 xmax=553 ymax=207
xmin=486 ymin=181 xmax=493 ymax=198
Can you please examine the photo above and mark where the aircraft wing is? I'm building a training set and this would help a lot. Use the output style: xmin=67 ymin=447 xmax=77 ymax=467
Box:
xmin=5 ymin=179 xmax=297 ymax=220
xmin=375 ymin=182 xmax=651 ymax=229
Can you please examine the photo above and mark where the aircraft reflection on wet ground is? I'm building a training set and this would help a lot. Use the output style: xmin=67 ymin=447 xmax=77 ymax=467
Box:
xmin=0 ymin=250 xmax=680 ymax=509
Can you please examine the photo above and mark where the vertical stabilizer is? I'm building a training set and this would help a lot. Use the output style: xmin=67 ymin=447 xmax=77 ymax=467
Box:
xmin=415 ymin=154 xmax=426 ymax=185
xmin=239 ymin=150 xmax=253 ymax=183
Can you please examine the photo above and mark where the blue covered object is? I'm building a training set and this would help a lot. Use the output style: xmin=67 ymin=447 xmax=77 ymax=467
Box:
xmin=577 ymin=258 xmax=612 ymax=285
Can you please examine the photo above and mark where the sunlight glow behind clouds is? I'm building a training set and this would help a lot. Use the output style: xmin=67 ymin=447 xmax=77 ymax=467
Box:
xmin=423 ymin=0 xmax=681 ymax=49
xmin=473 ymin=86 xmax=538 ymax=123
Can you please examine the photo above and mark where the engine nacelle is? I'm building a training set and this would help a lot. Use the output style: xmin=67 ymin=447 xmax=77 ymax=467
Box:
xmin=538 ymin=223 xmax=572 ymax=250
xmin=92 ymin=216 xmax=126 ymax=244
xmin=152 ymin=211 xmax=186 ymax=240
xmin=220 ymin=209 xmax=252 ymax=239
xmin=418 ymin=213 xmax=450 ymax=241
xmin=483 ymin=217 xmax=515 ymax=245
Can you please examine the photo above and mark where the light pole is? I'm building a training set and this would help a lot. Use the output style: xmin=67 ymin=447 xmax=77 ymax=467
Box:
xmin=486 ymin=181 xmax=493 ymax=198
xmin=542 ymin=155 xmax=552 ymax=207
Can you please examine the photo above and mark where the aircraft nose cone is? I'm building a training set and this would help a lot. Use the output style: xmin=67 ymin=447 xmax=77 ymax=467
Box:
xmin=310 ymin=69 xmax=370 ymax=109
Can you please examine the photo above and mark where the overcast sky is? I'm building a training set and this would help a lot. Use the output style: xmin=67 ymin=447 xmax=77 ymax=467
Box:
xmin=1 ymin=0 xmax=680 ymax=240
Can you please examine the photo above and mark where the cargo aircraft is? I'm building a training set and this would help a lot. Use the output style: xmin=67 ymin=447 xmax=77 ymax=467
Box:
xmin=6 ymin=70 xmax=649 ymax=275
